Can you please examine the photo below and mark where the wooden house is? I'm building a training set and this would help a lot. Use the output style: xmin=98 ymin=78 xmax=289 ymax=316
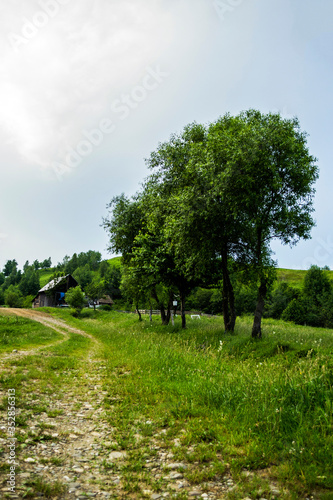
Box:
xmin=97 ymin=295 xmax=113 ymax=306
xmin=32 ymin=275 xmax=78 ymax=308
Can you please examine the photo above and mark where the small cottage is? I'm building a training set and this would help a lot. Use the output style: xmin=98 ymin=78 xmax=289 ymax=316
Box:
xmin=97 ymin=295 xmax=113 ymax=307
xmin=32 ymin=275 xmax=78 ymax=308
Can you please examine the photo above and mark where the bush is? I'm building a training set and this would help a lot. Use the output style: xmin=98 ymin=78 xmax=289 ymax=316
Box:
xmin=4 ymin=285 xmax=23 ymax=308
xmin=65 ymin=286 xmax=86 ymax=315
xmin=282 ymin=298 xmax=308 ymax=324
xmin=234 ymin=284 xmax=257 ymax=316
xmin=100 ymin=304 xmax=112 ymax=311
xmin=265 ymin=282 xmax=299 ymax=319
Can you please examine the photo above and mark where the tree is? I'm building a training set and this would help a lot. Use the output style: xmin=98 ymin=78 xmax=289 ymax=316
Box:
xmin=41 ymin=257 xmax=52 ymax=268
xmin=19 ymin=269 xmax=40 ymax=296
xmin=213 ymin=111 xmax=318 ymax=337
xmin=65 ymin=286 xmax=86 ymax=315
xmin=103 ymin=111 xmax=318 ymax=337
xmin=86 ymin=280 xmax=105 ymax=310
xmin=3 ymin=260 xmax=18 ymax=277
xmin=5 ymin=285 xmax=23 ymax=308
xmin=103 ymin=265 xmax=122 ymax=299
xmin=120 ymin=266 xmax=147 ymax=320
xmin=33 ymin=259 xmax=40 ymax=271
xmin=73 ymin=264 xmax=93 ymax=289
xmin=282 ymin=266 xmax=332 ymax=327
xmin=144 ymin=122 xmax=240 ymax=331
xmin=157 ymin=112 xmax=317 ymax=336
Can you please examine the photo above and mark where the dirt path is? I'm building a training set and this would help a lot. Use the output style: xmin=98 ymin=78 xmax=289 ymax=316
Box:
xmin=0 ymin=309 xmax=98 ymax=361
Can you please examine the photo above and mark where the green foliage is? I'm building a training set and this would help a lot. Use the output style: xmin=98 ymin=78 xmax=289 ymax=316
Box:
xmin=234 ymin=283 xmax=258 ymax=316
xmin=103 ymin=264 xmax=122 ymax=298
xmin=3 ymin=259 xmax=18 ymax=276
xmin=4 ymin=285 xmax=23 ymax=308
xmin=264 ymin=282 xmax=299 ymax=319
xmin=19 ymin=268 xmax=40 ymax=296
xmin=186 ymin=287 xmax=223 ymax=314
xmin=72 ymin=264 xmax=93 ymax=289
xmin=104 ymin=111 xmax=318 ymax=335
xmin=85 ymin=280 xmax=105 ymax=309
xmin=65 ymin=286 xmax=86 ymax=315
xmin=282 ymin=266 xmax=333 ymax=327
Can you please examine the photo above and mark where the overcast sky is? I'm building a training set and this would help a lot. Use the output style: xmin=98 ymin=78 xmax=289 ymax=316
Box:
xmin=0 ymin=0 xmax=332 ymax=271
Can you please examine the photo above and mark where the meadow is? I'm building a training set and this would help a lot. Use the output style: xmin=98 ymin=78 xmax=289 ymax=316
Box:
xmin=1 ymin=309 xmax=332 ymax=499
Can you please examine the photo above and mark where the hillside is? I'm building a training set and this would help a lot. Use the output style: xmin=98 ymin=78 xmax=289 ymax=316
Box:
xmin=38 ymin=264 xmax=332 ymax=290
xmin=276 ymin=267 xmax=333 ymax=288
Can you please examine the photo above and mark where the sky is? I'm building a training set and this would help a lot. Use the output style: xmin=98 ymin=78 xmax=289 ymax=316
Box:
xmin=0 ymin=0 xmax=332 ymax=271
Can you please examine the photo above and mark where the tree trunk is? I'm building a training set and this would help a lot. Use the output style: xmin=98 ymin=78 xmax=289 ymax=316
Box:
xmin=165 ymin=292 xmax=173 ymax=326
xmin=135 ymin=303 xmax=142 ymax=321
xmin=160 ymin=304 xmax=167 ymax=325
xmin=180 ymin=292 xmax=186 ymax=329
xmin=221 ymin=271 xmax=229 ymax=332
xmin=221 ymin=247 xmax=236 ymax=332
xmin=151 ymin=287 xmax=167 ymax=325
xmin=252 ymin=279 xmax=267 ymax=338
xmin=225 ymin=265 xmax=236 ymax=332
xmin=149 ymin=305 xmax=152 ymax=322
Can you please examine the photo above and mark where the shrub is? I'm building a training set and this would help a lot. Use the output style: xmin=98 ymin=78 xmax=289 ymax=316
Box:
xmin=265 ymin=282 xmax=299 ymax=319
xmin=4 ymin=285 xmax=23 ymax=308
xmin=65 ymin=286 xmax=86 ymax=315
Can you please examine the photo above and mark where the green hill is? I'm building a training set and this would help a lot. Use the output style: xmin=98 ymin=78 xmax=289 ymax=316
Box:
xmin=276 ymin=267 xmax=333 ymax=288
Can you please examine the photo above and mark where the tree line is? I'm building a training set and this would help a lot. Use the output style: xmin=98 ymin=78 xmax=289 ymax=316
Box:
xmin=0 ymin=251 xmax=122 ymax=309
xmin=103 ymin=110 xmax=318 ymax=337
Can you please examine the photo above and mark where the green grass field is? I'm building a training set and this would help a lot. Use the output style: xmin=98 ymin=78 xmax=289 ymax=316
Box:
xmin=2 ymin=308 xmax=330 ymax=498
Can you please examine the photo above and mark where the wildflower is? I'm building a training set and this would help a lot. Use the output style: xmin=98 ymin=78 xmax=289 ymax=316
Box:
xmin=218 ymin=340 xmax=224 ymax=352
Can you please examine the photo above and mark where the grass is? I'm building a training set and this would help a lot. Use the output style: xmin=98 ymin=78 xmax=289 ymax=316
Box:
xmin=1 ymin=307 xmax=333 ymax=498
xmin=0 ymin=313 xmax=63 ymax=353
xmin=40 ymin=308 xmax=333 ymax=498
xmin=38 ymin=269 xmax=54 ymax=287
xmin=277 ymin=268 xmax=333 ymax=288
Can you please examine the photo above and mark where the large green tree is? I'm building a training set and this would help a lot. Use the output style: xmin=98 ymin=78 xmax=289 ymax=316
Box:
xmin=210 ymin=111 xmax=318 ymax=337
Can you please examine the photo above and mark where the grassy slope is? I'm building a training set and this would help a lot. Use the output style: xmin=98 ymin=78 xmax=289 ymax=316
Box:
xmin=32 ymin=309 xmax=333 ymax=498
xmin=277 ymin=268 xmax=333 ymax=289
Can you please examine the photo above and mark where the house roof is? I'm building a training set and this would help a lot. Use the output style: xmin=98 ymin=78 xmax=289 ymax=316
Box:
xmin=98 ymin=295 xmax=113 ymax=305
xmin=38 ymin=275 xmax=70 ymax=293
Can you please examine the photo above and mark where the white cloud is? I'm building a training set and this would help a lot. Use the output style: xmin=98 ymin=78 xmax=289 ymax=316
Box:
xmin=0 ymin=0 xmax=174 ymax=170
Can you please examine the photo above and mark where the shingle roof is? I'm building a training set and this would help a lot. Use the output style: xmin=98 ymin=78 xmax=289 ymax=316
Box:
xmin=38 ymin=275 xmax=69 ymax=293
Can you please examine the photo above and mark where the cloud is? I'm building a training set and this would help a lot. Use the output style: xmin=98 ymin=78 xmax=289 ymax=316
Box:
xmin=0 ymin=0 xmax=174 ymax=171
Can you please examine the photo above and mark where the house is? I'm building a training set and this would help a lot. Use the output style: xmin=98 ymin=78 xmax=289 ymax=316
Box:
xmin=88 ymin=294 xmax=114 ymax=308
xmin=32 ymin=275 xmax=78 ymax=308
xmin=97 ymin=295 xmax=113 ymax=306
